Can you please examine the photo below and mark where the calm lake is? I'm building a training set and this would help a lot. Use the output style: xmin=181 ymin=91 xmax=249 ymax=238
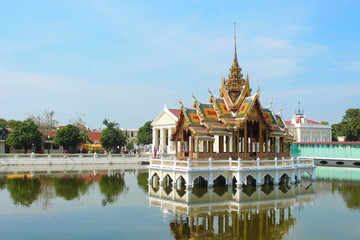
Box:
xmin=0 ymin=166 xmax=359 ymax=240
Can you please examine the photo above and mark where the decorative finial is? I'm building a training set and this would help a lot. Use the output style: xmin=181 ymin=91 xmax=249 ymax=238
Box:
xmin=257 ymin=79 xmax=260 ymax=94
xmin=208 ymin=88 xmax=213 ymax=96
xmin=278 ymin=105 xmax=284 ymax=116
xmin=192 ymin=93 xmax=197 ymax=101
xmin=231 ymin=22 xmax=240 ymax=69
xmin=234 ymin=22 xmax=237 ymax=60
xmin=297 ymin=100 xmax=301 ymax=115
xmin=269 ymin=98 xmax=273 ymax=109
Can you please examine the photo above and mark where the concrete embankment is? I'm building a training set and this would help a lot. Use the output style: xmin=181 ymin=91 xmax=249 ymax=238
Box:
xmin=0 ymin=153 xmax=151 ymax=175
xmin=0 ymin=153 xmax=150 ymax=165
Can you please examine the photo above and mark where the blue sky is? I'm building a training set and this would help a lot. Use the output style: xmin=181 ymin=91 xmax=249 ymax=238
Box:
xmin=1 ymin=0 xmax=359 ymax=130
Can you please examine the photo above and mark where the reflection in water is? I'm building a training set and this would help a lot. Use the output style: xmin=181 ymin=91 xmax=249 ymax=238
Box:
xmin=99 ymin=173 xmax=127 ymax=206
xmin=137 ymin=172 xmax=149 ymax=193
xmin=149 ymin=183 xmax=315 ymax=240
xmin=332 ymin=183 xmax=360 ymax=211
xmin=6 ymin=176 xmax=41 ymax=207
xmin=1 ymin=171 xmax=137 ymax=207
xmin=53 ymin=175 xmax=91 ymax=200
xmin=0 ymin=177 xmax=6 ymax=189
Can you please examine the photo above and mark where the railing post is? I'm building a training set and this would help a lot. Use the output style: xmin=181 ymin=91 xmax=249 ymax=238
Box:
xmin=187 ymin=158 xmax=191 ymax=169
xmin=238 ymin=158 xmax=241 ymax=170
xmin=274 ymin=157 xmax=278 ymax=168
xmin=257 ymin=157 xmax=260 ymax=167
xmin=208 ymin=157 xmax=212 ymax=168
xmin=229 ymin=157 xmax=232 ymax=167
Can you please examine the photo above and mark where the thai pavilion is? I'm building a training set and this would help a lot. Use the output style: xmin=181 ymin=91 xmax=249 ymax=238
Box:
xmin=149 ymin=31 xmax=315 ymax=189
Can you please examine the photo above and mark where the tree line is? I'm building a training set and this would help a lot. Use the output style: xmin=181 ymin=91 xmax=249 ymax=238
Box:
xmin=331 ymin=108 xmax=360 ymax=141
xmin=0 ymin=112 xmax=153 ymax=153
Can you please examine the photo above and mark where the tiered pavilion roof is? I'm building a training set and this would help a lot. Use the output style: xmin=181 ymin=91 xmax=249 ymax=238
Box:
xmin=171 ymin=33 xmax=294 ymax=160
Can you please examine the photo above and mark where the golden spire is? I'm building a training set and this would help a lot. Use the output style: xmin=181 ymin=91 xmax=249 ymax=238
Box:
xmin=231 ymin=22 xmax=240 ymax=70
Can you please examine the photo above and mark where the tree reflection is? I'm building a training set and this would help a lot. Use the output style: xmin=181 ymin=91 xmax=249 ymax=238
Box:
xmin=6 ymin=176 xmax=41 ymax=207
xmin=53 ymin=175 xmax=91 ymax=200
xmin=99 ymin=173 xmax=127 ymax=206
xmin=333 ymin=183 xmax=360 ymax=211
xmin=0 ymin=177 xmax=6 ymax=189
xmin=136 ymin=172 xmax=148 ymax=193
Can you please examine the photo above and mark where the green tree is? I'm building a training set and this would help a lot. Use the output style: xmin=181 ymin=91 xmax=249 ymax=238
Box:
xmin=7 ymin=119 xmax=42 ymax=153
xmin=335 ymin=108 xmax=360 ymax=141
xmin=7 ymin=119 xmax=22 ymax=128
xmin=126 ymin=141 xmax=134 ymax=151
xmin=100 ymin=119 xmax=127 ymax=151
xmin=54 ymin=124 xmax=84 ymax=152
xmin=331 ymin=123 xmax=339 ymax=141
xmin=0 ymin=118 xmax=7 ymax=128
xmin=137 ymin=121 xmax=152 ymax=145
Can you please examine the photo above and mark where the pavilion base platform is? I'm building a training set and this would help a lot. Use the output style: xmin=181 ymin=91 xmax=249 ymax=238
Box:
xmin=148 ymin=157 xmax=316 ymax=190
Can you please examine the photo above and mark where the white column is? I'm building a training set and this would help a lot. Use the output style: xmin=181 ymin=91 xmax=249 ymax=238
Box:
xmin=152 ymin=127 xmax=158 ymax=150
xmin=159 ymin=128 xmax=164 ymax=153
xmin=320 ymin=131 xmax=323 ymax=141
xmin=168 ymin=128 xmax=172 ymax=153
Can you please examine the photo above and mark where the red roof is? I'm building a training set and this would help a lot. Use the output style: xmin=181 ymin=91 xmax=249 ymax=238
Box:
xmin=285 ymin=119 xmax=324 ymax=126
xmin=86 ymin=132 xmax=102 ymax=142
xmin=284 ymin=121 xmax=293 ymax=126
xmin=306 ymin=119 xmax=322 ymax=125
xmin=40 ymin=129 xmax=57 ymax=137
xmin=169 ymin=109 xmax=181 ymax=118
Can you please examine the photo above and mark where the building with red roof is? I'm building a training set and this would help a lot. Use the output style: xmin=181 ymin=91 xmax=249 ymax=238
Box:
xmin=285 ymin=106 xmax=332 ymax=142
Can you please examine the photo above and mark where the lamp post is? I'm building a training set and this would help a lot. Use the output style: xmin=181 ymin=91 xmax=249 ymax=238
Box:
xmin=47 ymin=135 xmax=50 ymax=154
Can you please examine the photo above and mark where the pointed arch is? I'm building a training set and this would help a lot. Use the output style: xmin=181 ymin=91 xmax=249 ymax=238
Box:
xmin=279 ymin=173 xmax=291 ymax=185
xmin=243 ymin=174 xmax=256 ymax=186
xmin=262 ymin=174 xmax=274 ymax=185
xmin=193 ymin=176 xmax=208 ymax=188
xmin=232 ymin=176 xmax=237 ymax=186
xmin=213 ymin=175 xmax=227 ymax=187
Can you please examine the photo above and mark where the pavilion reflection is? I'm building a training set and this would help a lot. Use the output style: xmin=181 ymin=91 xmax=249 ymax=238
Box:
xmin=148 ymin=182 xmax=315 ymax=240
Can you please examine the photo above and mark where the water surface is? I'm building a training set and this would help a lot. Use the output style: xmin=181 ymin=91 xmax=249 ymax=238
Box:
xmin=0 ymin=167 xmax=359 ymax=239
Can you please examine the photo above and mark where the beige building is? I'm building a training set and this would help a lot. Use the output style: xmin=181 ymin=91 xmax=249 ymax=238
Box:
xmin=121 ymin=128 xmax=138 ymax=144
xmin=151 ymin=106 xmax=180 ymax=154
xmin=285 ymin=110 xmax=331 ymax=142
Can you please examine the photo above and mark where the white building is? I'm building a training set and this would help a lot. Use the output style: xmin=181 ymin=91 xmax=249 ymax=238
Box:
xmin=285 ymin=109 xmax=332 ymax=142
xmin=151 ymin=106 xmax=180 ymax=154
